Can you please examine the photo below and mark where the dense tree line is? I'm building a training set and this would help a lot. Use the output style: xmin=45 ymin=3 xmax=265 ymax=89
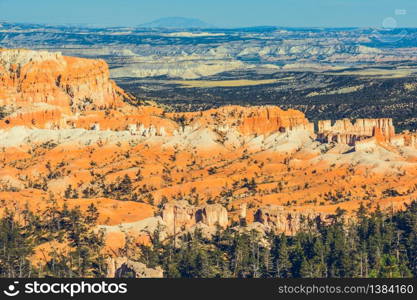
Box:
xmin=138 ymin=202 xmax=417 ymax=278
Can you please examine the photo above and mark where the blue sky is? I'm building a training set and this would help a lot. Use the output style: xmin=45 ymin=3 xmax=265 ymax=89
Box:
xmin=1 ymin=0 xmax=417 ymax=28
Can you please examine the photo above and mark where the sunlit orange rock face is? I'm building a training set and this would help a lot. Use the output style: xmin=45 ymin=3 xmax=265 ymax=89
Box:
xmin=0 ymin=48 xmax=130 ymax=129
xmin=168 ymin=105 xmax=314 ymax=136
xmin=317 ymin=118 xmax=395 ymax=145
xmin=0 ymin=48 xmax=127 ymax=109
xmin=1 ymin=48 xmax=417 ymax=245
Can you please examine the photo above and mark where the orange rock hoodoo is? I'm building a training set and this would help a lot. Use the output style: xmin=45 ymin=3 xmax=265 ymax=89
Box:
xmin=317 ymin=118 xmax=396 ymax=145
xmin=254 ymin=205 xmax=331 ymax=235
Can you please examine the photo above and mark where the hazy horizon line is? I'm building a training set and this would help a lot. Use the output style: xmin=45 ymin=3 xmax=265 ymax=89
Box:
xmin=2 ymin=19 xmax=417 ymax=30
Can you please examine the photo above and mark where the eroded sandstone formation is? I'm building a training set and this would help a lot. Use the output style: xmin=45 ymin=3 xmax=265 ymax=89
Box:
xmin=0 ymin=48 xmax=131 ymax=128
xmin=161 ymin=201 xmax=228 ymax=234
xmin=317 ymin=118 xmax=395 ymax=145
xmin=403 ymin=131 xmax=417 ymax=148
xmin=0 ymin=48 xmax=128 ymax=109
xmin=169 ymin=105 xmax=314 ymax=137
xmin=159 ymin=201 xmax=335 ymax=237
xmin=1 ymin=48 xmax=417 ymax=263
xmin=0 ymin=48 xmax=314 ymax=138
xmin=106 ymin=257 xmax=163 ymax=278
xmin=254 ymin=205 xmax=330 ymax=235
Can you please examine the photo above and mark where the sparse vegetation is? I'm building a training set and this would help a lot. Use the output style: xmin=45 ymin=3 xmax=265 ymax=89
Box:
xmin=0 ymin=106 xmax=8 ymax=120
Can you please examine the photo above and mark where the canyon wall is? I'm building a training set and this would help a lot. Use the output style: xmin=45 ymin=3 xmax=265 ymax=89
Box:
xmin=169 ymin=105 xmax=314 ymax=137
xmin=0 ymin=48 xmax=131 ymax=128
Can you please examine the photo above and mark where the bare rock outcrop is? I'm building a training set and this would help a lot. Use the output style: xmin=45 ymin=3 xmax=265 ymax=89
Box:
xmin=317 ymin=118 xmax=395 ymax=146
xmin=354 ymin=137 xmax=378 ymax=152
xmin=161 ymin=201 xmax=196 ymax=233
xmin=106 ymin=257 xmax=163 ymax=278
xmin=161 ymin=201 xmax=229 ymax=234
xmin=254 ymin=205 xmax=328 ymax=235
xmin=169 ymin=105 xmax=314 ymax=137
xmin=403 ymin=132 xmax=417 ymax=148
xmin=196 ymin=204 xmax=228 ymax=228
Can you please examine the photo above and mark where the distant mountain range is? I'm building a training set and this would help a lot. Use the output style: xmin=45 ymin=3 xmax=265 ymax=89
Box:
xmin=138 ymin=17 xmax=213 ymax=29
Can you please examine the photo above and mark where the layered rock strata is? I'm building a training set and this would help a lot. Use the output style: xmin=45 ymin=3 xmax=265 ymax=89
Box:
xmin=0 ymin=48 xmax=131 ymax=128
xmin=161 ymin=201 xmax=228 ymax=234
xmin=317 ymin=118 xmax=396 ymax=146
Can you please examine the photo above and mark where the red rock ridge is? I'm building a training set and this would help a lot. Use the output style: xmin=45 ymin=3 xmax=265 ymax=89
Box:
xmin=0 ymin=49 xmax=314 ymax=136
